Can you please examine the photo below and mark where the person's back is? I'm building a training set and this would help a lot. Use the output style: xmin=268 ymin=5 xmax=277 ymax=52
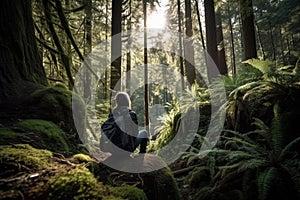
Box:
xmin=100 ymin=92 xmax=148 ymax=155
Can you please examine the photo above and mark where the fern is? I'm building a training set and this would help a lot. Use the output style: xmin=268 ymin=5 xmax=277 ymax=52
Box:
xmin=257 ymin=167 xmax=278 ymax=200
xmin=243 ymin=59 xmax=276 ymax=79
xmin=279 ymin=137 xmax=300 ymax=159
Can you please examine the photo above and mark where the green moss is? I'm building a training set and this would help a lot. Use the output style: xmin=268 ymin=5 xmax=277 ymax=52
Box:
xmin=48 ymin=168 xmax=107 ymax=200
xmin=0 ymin=144 xmax=52 ymax=172
xmin=72 ymin=153 xmax=93 ymax=163
xmin=0 ymin=128 xmax=23 ymax=144
xmin=188 ymin=167 xmax=211 ymax=188
xmin=102 ymin=196 xmax=124 ymax=200
xmin=30 ymin=84 xmax=86 ymax=133
xmin=142 ymin=166 xmax=181 ymax=200
xmin=109 ymin=185 xmax=147 ymax=200
xmin=16 ymin=119 xmax=69 ymax=153
xmin=195 ymin=186 xmax=230 ymax=200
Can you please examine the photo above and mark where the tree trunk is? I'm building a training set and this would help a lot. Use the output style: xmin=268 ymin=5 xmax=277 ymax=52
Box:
xmin=143 ymin=0 xmax=150 ymax=133
xmin=43 ymin=0 xmax=74 ymax=88
xmin=184 ymin=0 xmax=196 ymax=85
xmin=84 ymin=0 xmax=92 ymax=99
xmin=195 ymin=0 xmax=205 ymax=50
xmin=227 ymin=4 xmax=236 ymax=75
xmin=239 ymin=0 xmax=257 ymax=60
xmin=126 ymin=0 xmax=132 ymax=94
xmin=111 ymin=0 xmax=122 ymax=92
xmin=216 ymin=6 xmax=228 ymax=75
xmin=177 ymin=0 xmax=185 ymax=90
xmin=255 ymin=21 xmax=266 ymax=60
xmin=0 ymin=0 xmax=47 ymax=102
xmin=204 ymin=0 xmax=219 ymax=80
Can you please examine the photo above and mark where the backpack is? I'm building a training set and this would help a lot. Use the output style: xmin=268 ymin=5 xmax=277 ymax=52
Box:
xmin=100 ymin=109 xmax=137 ymax=153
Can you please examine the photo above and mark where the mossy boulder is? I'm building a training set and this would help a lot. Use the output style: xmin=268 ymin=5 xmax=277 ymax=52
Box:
xmin=15 ymin=119 xmax=70 ymax=153
xmin=188 ymin=167 xmax=211 ymax=189
xmin=0 ymin=144 xmax=52 ymax=177
xmin=27 ymin=83 xmax=86 ymax=135
xmin=109 ymin=185 xmax=148 ymax=200
xmin=90 ymin=154 xmax=180 ymax=200
xmin=140 ymin=162 xmax=181 ymax=200
xmin=47 ymin=168 xmax=108 ymax=200
xmin=195 ymin=186 xmax=231 ymax=200
xmin=0 ymin=128 xmax=23 ymax=144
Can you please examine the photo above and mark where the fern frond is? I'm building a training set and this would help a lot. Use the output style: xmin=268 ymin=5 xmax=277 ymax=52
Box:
xmin=237 ymin=159 xmax=267 ymax=173
xmin=219 ymin=163 xmax=241 ymax=170
xmin=229 ymin=81 xmax=260 ymax=98
xmin=279 ymin=137 xmax=300 ymax=159
xmin=243 ymin=59 xmax=276 ymax=79
xmin=226 ymin=150 xmax=255 ymax=161
xmin=271 ymin=104 xmax=283 ymax=152
xmin=257 ymin=167 xmax=278 ymax=200
xmin=243 ymin=83 xmax=266 ymax=100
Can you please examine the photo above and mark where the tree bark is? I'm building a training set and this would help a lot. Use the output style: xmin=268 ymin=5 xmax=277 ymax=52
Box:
xmin=216 ymin=6 xmax=228 ymax=75
xmin=227 ymin=4 xmax=236 ymax=75
xmin=0 ymin=0 xmax=47 ymax=102
xmin=111 ymin=0 xmax=122 ymax=92
xmin=84 ymin=0 xmax=92 ymax=99
xmin=204 ymin=0 xmax=219 ymax=80
xmin=239 ymin=0 xmax=257 ymax=60
xmin=184 ymin=0 xmax=196 ymax=85
xmin=43 ymin=0 xmax=74 ymax=88
xmin=125 ymin=0 xmax=132 ymax=94
xmin=143 ymin=0 xmax=150 ymax=134
xmin=177 ymin=0 xmax=185 ymax=90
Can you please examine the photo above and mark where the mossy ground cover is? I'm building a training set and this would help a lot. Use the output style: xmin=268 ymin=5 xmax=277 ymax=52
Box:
xmin=16 ymin=119 xmax=70 ymax=153
xmin=0 ymin=119 xmax=71 ymax=154
xmin=0 ymin=144 xmax=52 ymax=175
xmin=0 ymin=144 xmax=151 ymax=200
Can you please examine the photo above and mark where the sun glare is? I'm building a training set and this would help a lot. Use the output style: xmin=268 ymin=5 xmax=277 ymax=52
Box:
xmin=146 ymin=0 xmax=168 ymax=29
xmin=147 ymin=10 xmax=166 ymax=29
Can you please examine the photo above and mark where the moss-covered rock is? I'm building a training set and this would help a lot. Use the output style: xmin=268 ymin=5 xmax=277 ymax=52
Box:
xmin=188 ymin=167 xmax=211 ymax=189
xmin=28 ymin=83 xmax=86 ymax=135
xmin=0 ymin=128 xmax=23 ymax=144
xmin=109 ymin=185 xmax=148 ymax=200
xmin=89 ymin=154 xmax=180 ymax=200
xmin=16 ymin=119 xmax=70 ymax=153
xmin=47 ymin=167 xmax=108 ymax=200
xmin=0 ymin=144 xmax=52 ymax=176
xmin=142 ymin=166 xmax=181 ymax=200
xmin=195 ymin=186 xmax=230 ymax=200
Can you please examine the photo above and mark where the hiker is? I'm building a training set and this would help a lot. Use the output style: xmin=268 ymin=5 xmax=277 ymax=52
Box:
xmin=101 ymin=92 xmax=148 ymax=155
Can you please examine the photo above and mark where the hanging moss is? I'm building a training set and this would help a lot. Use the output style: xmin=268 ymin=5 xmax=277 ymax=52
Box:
xmin=47 ymin=168 xmax=108 ymax=200
xmin=109 ymin=185 xmax=148 ymax=200
xmin=0 ymin=144 xmax=52 ymax=176
xmin=16 ymin=119 xmax=70 ymax=153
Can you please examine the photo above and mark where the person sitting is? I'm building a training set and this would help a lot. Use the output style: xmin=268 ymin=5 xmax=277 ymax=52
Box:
xmin=101 ymin=92 xmax=148 ymax=155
